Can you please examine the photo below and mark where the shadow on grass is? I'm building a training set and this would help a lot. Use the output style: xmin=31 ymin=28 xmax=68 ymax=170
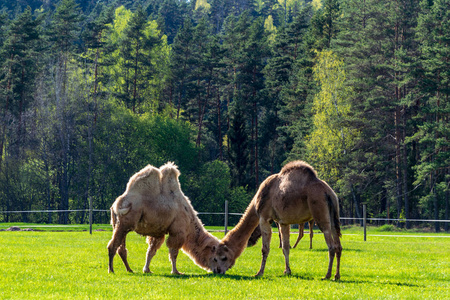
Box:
xmin=126 ymin=271 xmax=423 ymax=287
xmin=338 ymin=278 xmax=422 ymax=287
xmin=139 ymin=273 xmax=267 ymax=281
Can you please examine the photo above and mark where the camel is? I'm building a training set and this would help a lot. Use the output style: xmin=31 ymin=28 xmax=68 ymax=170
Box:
xmin=209 ymin=160 xmax=342 ymax=280
xmin=107 ymin=162 xmax=221 ymax=275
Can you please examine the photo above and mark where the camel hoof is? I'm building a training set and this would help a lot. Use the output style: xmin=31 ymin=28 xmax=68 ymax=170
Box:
xmin=334 ymin=275 xmax=340 ymax=281
xmin=143 ymin=268 xmax=152 ymax=274
xmin=284 ymin=269 xmax=292 ymax=275
xmin=172 ymin=271 xmax=184 ymax=275
xmin=255 ymin=272 xmax=264 ymax=277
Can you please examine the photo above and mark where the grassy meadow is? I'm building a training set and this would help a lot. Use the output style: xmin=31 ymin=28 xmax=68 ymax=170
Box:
xmin=1 ymin=225 xmax=449 ymax=299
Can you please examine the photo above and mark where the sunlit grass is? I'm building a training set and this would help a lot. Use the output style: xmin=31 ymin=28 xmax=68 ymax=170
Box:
xmin=1 ymin=227 xmax=449 ymax=299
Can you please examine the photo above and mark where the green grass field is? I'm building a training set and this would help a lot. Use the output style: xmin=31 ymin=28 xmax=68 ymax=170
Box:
xmin=1 ymin=225 xmax=449 ymax=299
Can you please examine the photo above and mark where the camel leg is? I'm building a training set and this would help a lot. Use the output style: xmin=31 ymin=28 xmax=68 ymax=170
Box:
xmin=168 ymin=248 xmax=183 ymax=275
xmin=107 ymin=227 xmax=129 ymax=273
xmin=293 ymin=223 xmax=305 ymax=248
xmin=166 ymin=233 xmax=184 ymax=275
xmin=117 ymin=238 xmax=133 ymax=273
xmin=332 ymin=228 xmax=342 ymax=280
xmin=309 ymin=220 xmax=314 ymax=250
xmin=321 ymin=226 xmax=336 ymax=280
xmin=279 ymin=224 xmax=291 ymax=275
xmin=256 ymin=220 xmax=272 ymax=277
xmin=143 ymin=236 xmax=165 ymax=273
xmin=277 ymin=223 xmax=282 ymax=248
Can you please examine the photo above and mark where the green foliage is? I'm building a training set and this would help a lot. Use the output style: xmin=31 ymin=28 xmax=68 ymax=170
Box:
xmin=104 ymin=6 xmax=169 ymax=113
xmin=378 ymin=224 xmax=396 ymax=232
xmin=305 ymin=49 xmax=359 ymax=180
xmin=0 ymin=0 xmax=448 ymax=229
xmin=94 ymin=106 xmax=198 ymax=197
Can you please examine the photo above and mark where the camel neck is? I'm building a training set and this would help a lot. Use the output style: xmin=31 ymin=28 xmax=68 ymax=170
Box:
xmin=222 ymin=202 xmax=260 ymax=258
xmin=182 ymin=216 xmax=219 ymax=271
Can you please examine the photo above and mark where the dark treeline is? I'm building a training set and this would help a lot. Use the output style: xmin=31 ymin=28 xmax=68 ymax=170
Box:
xmin=0 ymin=0 xmax=448 ymax=230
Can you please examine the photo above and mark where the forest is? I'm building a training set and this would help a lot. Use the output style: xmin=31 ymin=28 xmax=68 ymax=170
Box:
xmin=0 ymin=0 xmax=448 ymax=231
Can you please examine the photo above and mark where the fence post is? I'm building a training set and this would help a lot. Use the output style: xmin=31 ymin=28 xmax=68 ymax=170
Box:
xmin=89 ymin=196 xmax=93 ymax=235
xmin=224 ymin=200 xmax=228 ymax=235
xmin=363 ymin=204 xmax=367 ymax=241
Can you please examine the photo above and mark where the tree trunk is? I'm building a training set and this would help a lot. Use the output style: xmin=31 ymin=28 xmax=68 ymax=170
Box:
xmin=395 ymin=106 xmax=403 ymax=225
xmin=217 ymin=91 xmax=223 ymax=160
xmin=402 ymin=105 xmax=410 ymax=229
xmin=433 ymin=180 xmax=440 ymax=233
xmin=351 ymin=185 xmax=362 ymax=224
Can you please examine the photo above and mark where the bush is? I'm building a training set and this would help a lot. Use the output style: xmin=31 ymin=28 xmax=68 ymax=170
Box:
xmin=379 ymin=224 xmax=395 ymax=232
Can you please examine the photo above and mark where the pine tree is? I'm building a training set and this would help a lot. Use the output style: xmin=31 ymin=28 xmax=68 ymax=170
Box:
xmin=228 ymin=100 xmax=250 ymax=187
xmin=333 ymin=0 xmax=420 ymax=223
xmin=0 ymin=7 xmax=41 ymax=163
xmin=221 ymin=12 xmax=269 ymax=188
xmin=0 ymin=7 xmax=43 ymax=221
xmin=170 ymin=17 xmax=195 ymax=118
xmin=50 ymin=0 xmax=83 ymax=90
xmin=49 ymin=0 xmax=84 ymax=224
xmin=263 ymin=6 xmax=313 ymax=172
xmin=121 ymin=5 xmax=160 ymax=112
xmin=414 ymin=0 xmax=450 ymax=231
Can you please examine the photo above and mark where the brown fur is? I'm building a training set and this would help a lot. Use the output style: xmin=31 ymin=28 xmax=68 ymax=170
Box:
xmin=209 ymin=160 xmax=342 ymax=280
xmin=107 ymin=162 xmax=220 ymax=274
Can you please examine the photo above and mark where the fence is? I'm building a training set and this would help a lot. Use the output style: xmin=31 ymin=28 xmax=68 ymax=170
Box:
xmin=1 ymin=201 xmax=449 ymax=236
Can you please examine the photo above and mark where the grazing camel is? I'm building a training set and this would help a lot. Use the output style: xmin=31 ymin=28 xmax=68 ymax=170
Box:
xmin=107 ymin=162 xmax=221 ymax=274
xmin=209 ymin=160 xmax=342 ymax=280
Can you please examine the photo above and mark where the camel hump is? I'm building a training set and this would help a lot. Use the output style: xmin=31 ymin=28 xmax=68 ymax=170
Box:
xmin=126 ymin=164 xmax=161 ymax=195
xmin=160 ymin=162 xmax=182 ymax=195
xmin=280 ymin=160 xmax=317 ymax=178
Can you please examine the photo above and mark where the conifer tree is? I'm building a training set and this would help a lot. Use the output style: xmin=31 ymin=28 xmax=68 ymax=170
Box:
xmin=414 ymin=0 xmax=450 ymax=231
xmin=0 ymin=7 xmax=41 ymax=163
xmin=49 ymin=0 xmax=84 ymax=224
xmin=263 ymin=6 xmax=312 ymax=172
xmin=333 ymin=0 xmax=420 ymax=223
xmin=170 ymin=17 xmax=195 ymax=118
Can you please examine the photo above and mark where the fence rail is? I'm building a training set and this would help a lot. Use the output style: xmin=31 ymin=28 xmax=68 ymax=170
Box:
xmin=1 ymin=205 xmax=449 ymax=238
xmin=1 ymin=209 xmax=449 ymax=222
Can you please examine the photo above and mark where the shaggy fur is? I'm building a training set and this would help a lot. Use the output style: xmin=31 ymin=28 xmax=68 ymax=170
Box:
xmin=107 ymin=162 xmax=220 ymax=274
xmin=209 ymin=160 xmax=342 ymax=280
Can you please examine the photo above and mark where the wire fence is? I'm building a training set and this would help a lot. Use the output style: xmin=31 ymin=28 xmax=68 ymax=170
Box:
xmin=1 ymin=203 xmax=449 ymax=235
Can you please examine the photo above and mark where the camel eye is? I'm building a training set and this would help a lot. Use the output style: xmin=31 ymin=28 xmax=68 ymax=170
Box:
xmin=213 ymin=258 xmax=217 ymax=262
xmin=222 ymin=257 xmax=227 ymax=261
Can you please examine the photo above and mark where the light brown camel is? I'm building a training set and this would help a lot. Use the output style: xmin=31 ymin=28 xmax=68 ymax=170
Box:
xmin=209 ymin=160 xmax=342 ymax=280
xmin=107 ymin=162 xmax=221 ymax=274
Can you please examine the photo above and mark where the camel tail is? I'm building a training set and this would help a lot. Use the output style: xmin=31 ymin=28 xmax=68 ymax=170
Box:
xmin=110 ymin=207 xmax=117 ymax=227
xmin=326 ymin=193 xmax=342 ymax=238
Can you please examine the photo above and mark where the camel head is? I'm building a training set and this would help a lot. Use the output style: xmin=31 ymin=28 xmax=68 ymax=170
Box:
xmin=209 ymin=243 xmax=235 ymax=274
